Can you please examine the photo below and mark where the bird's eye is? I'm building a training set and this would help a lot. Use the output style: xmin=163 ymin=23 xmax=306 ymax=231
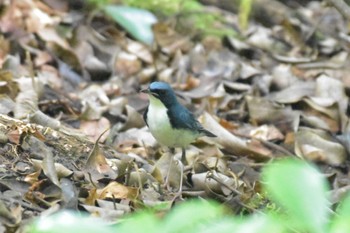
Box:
xmin=158 ymin=90 xmax=166 ymax=95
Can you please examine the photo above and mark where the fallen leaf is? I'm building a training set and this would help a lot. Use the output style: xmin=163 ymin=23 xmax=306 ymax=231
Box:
xmin=97 ymin=181 xmax=138 ymax=200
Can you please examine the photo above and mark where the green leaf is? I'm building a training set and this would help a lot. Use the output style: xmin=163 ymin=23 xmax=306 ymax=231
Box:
xmin=103 ymin=5 xmax=157 ymax=45
xmin=29 ymin=211 xmax=114 ymax=233
xmin=162 ymin=200 xmax=224 ymax=233
xmin=330 ymin=194 xmax=350 ymax=233
xmin=239 ymin=0 xmax=252 ymax=30
xmin=192 ymin=218 xmax=238 ymax=233
xmin=116 ymin=211 xmax=160 ymax=233
xmin=235 ymin=215 xmax=285 ymax=233
xmin=262 ymin=159 xmax=330 ymax=233
xmin=87 ymin=0 xmax=110 ymax=8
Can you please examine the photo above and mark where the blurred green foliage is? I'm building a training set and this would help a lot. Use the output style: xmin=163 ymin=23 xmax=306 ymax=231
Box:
xmin=87 ymin=0 xmax=236 ymax=38
xmin=103 ymin=5 xmax=157 ymax=45
xmin=30 ymin=158 xmax=350 ymax=233
xmin=122 ymin=0 xmax=236 ymax=37
xmin=239 ymin=0 xmax=252 ymax=30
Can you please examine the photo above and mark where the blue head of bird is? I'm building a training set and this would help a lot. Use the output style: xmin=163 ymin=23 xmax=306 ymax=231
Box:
xmin=141 ymin=82 xmax=178 ymax=107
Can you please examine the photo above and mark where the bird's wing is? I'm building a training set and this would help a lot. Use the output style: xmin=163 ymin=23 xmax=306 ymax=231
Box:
xmin=168 ymin=106 xmax=216 ymax=137
xmin=143 ymin=106 xmax=148 ymax=126
xmin=167 ymin=106 xmax=195 ymax=130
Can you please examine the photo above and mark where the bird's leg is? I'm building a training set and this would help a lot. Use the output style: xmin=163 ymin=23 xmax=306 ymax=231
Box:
xmin=165 ymin=147 xmax=175 ymax=191
xmin=164 ymin=147 xmax=184 ymax=194
xmin=166 ymin=158 xmax=184 ymax=198
xmin=181 ymin=147 xmax=186 ymax=165
xmin=172 ymin=158 xmax=183 ymax=200
xmin=165 ymin=155 xmax=173 ymax=191
xmin=179 ymin=159 xmax=183 ymax=192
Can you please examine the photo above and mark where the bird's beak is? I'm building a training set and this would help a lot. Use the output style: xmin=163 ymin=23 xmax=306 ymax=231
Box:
xmin=140 ymin=88 xmax=158 ymax=97
xmin=140 ymin=88 xmax=150 ymax=94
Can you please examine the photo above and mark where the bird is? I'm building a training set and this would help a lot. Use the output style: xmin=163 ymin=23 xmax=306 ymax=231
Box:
xmin=141 ymin=81 xmax=216 ymax=163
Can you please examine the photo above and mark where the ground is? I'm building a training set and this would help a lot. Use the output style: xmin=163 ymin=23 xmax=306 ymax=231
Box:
xmin=0 ymin=0 xmax=349 ymax=231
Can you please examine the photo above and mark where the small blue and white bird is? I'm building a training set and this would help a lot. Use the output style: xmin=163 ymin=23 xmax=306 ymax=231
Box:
xmin=141 ymin=82 xmax=216 ymax=162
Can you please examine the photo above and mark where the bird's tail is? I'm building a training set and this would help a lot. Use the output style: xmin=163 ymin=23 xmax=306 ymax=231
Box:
xmin=201 ymin=129 xmax=216 ymax=137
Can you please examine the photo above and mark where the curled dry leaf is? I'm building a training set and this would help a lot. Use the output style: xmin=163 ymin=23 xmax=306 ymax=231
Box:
xmin=14 ymin=77 xmax=43 ymax=119
xmin=112 ymin=127 xmax=157 ymax=151
xmin=79 ymin=84 xmax=110 ymax=119
xmin=74 ymin=41 xmax=111 ymax=81
xmin=191 ymin=171 xmax=238 ymax=196
xmin=247 ymin=27 xmax=275 ymax=51
xmin=199 ymin=112 xmax=272 ymax=161
xmin=119 ymin=105 xmax=145 ymax=131
xmin=154 ymin=153 xmax=182 ymax=190
xmin=228 ymin=158 xmax=260 ymax=188
xmin=7 ymin=129 xmax=21 ymax=145
xmin=201 ymin=50 xmax=239 ymax=78
xmin=336 ymin=132 xmax=350 ymax=154
xmin=29 ymin=110 xmax=61 ymax=130
xmin=271 ymin=65 xmax=300 ymax=90
xmin=79 ymin=117 xmax=110 ymax=142
xmin=24 ymin=170 xmax=41 ymax=184
xmin=295 ymin=128 xmax=346 ymax=165
xmin=37 ymin=27 xmax=69 ymax=49
xmin=97 ymin=199 xmax=131 ymax=213
xmin=180 ymin=76 xmax=221 ymax=99
xmin=127 ymin=169 xmax=154 ymax=187
xmin=300 ymin=96 xmax=340 ymax=132
xmin=223 ymin=81 xmax=252 ymax=92
xmin=0 ymin=179 xmax=30 ymax=196
xmin=0 ymin=200 xmax=21 ymax=227
xmin=250 ymin=124 xmax=284 ymax=141
xmin=315 ymin=74 xmax=348 ymax=127
xmin=153 ymin=22 xmax=193 ymax=54
xmin=246 ymin=96 xmax=300 ymax=132
xmin=193 ymin=156 xmax=227 ymax=174
xmin=269 ymin=81 xmax=315 ymax=104
xmin=79 ymin=85 xmax=110 ymax=105
xmin=109 ymin=97 xmax=128 ymax=117
xmin=34 ymin=51 xmax=52 ymax=67
xmin=0 ymin=71 xmax=19 ymax=99
xmin=97 ymin=182 xmax=138 ymax=200
xmin=239 ymin=62 xmax=262 ymax=79
xmin=126 ymin=40 xmax=153 ymax=63
xmin=115 ymin=52 xmax=142 ymax=78
xmin=188 ymin=44 xmax=207 ymax=75
xmin=31 ymin=159 xmax=73 ymax=178
xmin=21 ymin=136 xmax=49 ymax=160
xmin=41 ymin=148 xmax=60 ymax=187
xmin=60 ymin=178 xmax=78 ymax=210
xmin=0 ymin=95 xmax=15 ymax=115
xmin=303 ymin=97 xmax=339 ymax=120
xmin=85 ymin=131 xmax=117 ymax=183
xmin=14 ymin=88 xmax=38 ymax=119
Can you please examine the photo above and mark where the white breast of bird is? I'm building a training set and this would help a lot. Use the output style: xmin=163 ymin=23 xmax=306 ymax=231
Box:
xmin=147 ymin=95 xmax=199 ymax=148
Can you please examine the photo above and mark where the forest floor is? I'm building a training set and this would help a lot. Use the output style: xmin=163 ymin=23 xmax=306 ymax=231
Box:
xmin=0 ymin=0 xmax=349 ymax=231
